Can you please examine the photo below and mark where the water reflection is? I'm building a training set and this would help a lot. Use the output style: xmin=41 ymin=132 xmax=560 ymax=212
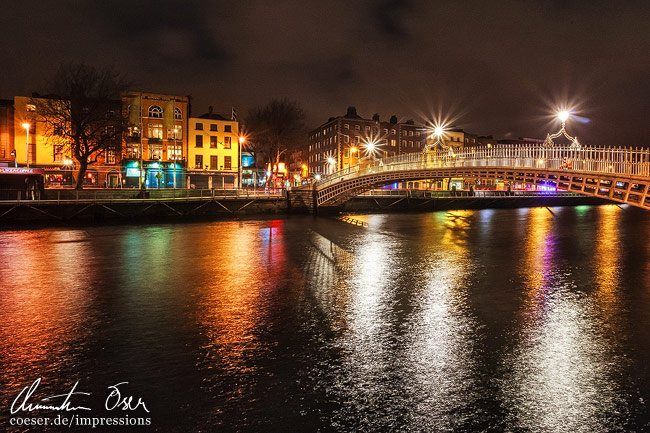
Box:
xmin=503 ymin=206 xmax=630 ymax=432
xmin=0 ymin=230 xmax=98 ymax=401
xmin=404 ymin=210 xmax=482 ymax=430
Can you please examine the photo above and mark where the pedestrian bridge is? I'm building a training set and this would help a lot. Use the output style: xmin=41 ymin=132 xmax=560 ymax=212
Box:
xmin=309 ymin=145 xmax=650 ymax=210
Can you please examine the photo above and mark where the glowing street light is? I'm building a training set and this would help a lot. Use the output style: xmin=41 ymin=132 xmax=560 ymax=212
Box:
xmin=434 ymin=126 xmax=444 ymax=137
xmin=543 ymin=109 xmax=580 ymax=149
xmin=22 ymin=123 xmax=30 ymax=167
xmin=238 ymin=136 xmax=246 ymax=188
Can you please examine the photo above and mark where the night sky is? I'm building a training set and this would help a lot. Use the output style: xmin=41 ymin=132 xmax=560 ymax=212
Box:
xmin=3 ymin=0 xmax=650 ymax=145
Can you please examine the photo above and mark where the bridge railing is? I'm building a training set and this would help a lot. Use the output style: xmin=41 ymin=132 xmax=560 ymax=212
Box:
xmin=316 ymin=144 xmax=650 ymax=189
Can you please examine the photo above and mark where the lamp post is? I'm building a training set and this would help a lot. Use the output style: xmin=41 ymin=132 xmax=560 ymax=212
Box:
xmin=22 ymin=123 xmax=30 ymax=167
xmin=543 ymin=110 xmax=580 ymax=149
xmin=173 ymin=127 xmax=179 ymax=188
xmin=238 ymin=136 xmax=245 ymax=189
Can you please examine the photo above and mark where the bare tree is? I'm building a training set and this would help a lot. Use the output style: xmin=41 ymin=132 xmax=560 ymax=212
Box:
xmin=33 ymin=63 xmax=127 ymax=189
xmin=244 ymin=98 xmax=306 ymax=171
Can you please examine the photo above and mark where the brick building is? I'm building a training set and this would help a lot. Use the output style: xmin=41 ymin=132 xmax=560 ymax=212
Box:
xmin=307 ymin=107 xmax=425 ymax=176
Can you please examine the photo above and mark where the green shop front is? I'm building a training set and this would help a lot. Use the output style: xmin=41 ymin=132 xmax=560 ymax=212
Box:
xmin=123 ymin=161 xmax=186 ymax=188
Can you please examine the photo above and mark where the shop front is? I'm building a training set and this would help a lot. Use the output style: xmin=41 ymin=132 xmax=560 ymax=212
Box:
xmin=123 ymin=161 xmax=186 ymax=189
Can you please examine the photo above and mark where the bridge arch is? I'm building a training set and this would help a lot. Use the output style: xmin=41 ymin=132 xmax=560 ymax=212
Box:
xmin=310 ymin=145 xmax=650 ymax=209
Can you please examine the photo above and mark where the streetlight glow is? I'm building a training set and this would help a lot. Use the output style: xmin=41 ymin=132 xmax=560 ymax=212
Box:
xmin=327 ymin=157 xmax=336 ymax=165
xmin=558 ymin=111 xmax=570 ymax=122
xmin=434 ymin=126 xmax=444 ymax=137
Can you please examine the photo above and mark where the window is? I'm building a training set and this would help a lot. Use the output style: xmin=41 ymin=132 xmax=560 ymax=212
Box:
xmin=26 ymin=104 xmax=36 ymax=112
xmin=196 ymin=135 xmax=203 ymax=148
xmin=106 ymin=110 xmax=115 ymax=119
xmin=174 ymin=107 xmax=182 ymax=120
xmin=210 ymin=136 xmax=218 ymax=148
xmin=210 ymin=155 xmax=218 ymax=170
xmin=224 ymin=156 xmax=232 ymax=170
xmin=344 ymin=135 xmax=349 ymax=143
xmin=391 ymin=139 xmax=396 ymax=147
xmin=168 ymin=126 xmax=182 ymax=140
xmin=365 ymin=126 xmax=370 ymax=132
xmin=354 ymin=125 xmax=360 ymax=130
xmin=210 ymin=124 xmax=217 ymax=132
xmin=195 ymin=122 xmax=203 ymax=130
xmin=355 ymin=136 xmax=361 ymax=144
xmin=383 ymin=128 xmax=388 ymax=134
xmin=148 ymin=124 xmax=163 ymax=139
xmin=391 ymin=129 xmax=396 ymax=135
xmin=148 ymin=105 xmax=163 ymax=118
xmin=106 ymin=150 xmax=116 ymax=164
xmin=344 ymin=123 xmax=349 ymax=129
xmin=224 ymin=137 xmax=231 ymax=149
xmin=409 ymin=131 xmax=413 ymax=136
xmin=53 ymin=146 xmax=63 ymax=162
xmin=344 ymin=149 xmax=349 ymax=158
xmin=195 ymin=155 xmax=203 ymax=168
xmin=224 ymin=125 xmax=232 ymax=132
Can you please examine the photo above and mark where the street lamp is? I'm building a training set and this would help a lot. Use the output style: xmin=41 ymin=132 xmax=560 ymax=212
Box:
xmin=173 ymin=127 xmax=179 ymax=188
xmin=543 ymin=109 xmax=580 ymax=149
xmin=239 ymin=136 xmax=245 ymax=189
xmin=22 ymin=123 xmax=30 ymax=167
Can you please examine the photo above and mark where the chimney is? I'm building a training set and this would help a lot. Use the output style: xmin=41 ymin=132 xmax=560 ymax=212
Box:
xmin=346 ymin=106 xmax=357 ymax=117
xmin=389 ymin=115 xmax=398 ymax=124
xmin=372 ymin=113 xmax=380 ymax=121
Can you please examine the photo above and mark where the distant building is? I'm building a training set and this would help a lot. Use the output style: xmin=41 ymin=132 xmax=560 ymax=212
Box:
xmin=307 ymin=107 xmax=425 ymax=176
xmin=122 ymin=91 xmax=189 ymax=188
xmin=186 ymin=107 xmax=240 ymax=189
xmin=0 ymin=99 xmax=14 ymax=165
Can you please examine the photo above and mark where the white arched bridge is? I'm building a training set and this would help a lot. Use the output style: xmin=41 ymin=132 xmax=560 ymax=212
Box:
xmin=304 ymin=145 xmax=650 ymax=210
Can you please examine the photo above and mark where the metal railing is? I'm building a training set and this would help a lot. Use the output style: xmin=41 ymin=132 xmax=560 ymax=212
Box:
xmin=316 ymin=145 xmax=650 ymax=190
xmin=0 ymin=188 xmax=286 ymax=203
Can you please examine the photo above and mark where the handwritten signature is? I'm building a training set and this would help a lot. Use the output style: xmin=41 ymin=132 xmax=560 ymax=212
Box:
xmin=10 ymin=378 xmax=150 ymax=414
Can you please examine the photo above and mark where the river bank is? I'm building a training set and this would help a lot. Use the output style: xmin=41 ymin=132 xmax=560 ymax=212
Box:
xmin=0 ymin=189 xmax=613 ymax=228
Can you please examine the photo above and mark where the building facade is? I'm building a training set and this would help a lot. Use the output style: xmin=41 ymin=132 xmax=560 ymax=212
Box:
xmin=122 ymin=92 xmax=189 ymax=188
xmin=308 ymin=107 xmax=425 ymax=177
xmin=186 ymin=109 xmax=240 ymax=189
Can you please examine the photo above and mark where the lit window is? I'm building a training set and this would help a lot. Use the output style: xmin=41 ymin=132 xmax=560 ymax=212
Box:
xmin=344 ymin=123 xmax=349 ymax=129
xmin=391 ymin=129 xmax=396 ymax=135
xmin=224 ymin=156 xmax=232 ymax=170
xmin=224 ymin=137 xmax=231 ymax=149
xmin=148 ymin=124 xmax=163 ymax=139
xmin=210 ymin=136 xmax=218 ymax=148
xmin=195 ymin=154 xmax=203 ymax=168
xmin=26 ymin=104 xmax=36 ymax=112
xmin=148 ymin=105 xmax=163 ymax=118
xmin=355 ymin=125 xmax=360 ymax=130
xmin=210 ymin=155 xmax=218 ymax=170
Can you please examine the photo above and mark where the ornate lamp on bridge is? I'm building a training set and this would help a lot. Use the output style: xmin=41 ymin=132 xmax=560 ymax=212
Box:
xmin=424 ymin=125 xmax=455 ymax=156
xmin=544 ymin=111 xmax=580 ymax=149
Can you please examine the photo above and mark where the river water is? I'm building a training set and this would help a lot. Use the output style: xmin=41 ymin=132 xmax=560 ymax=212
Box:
xmin=1 ymin=205 xmax=650 ymax=432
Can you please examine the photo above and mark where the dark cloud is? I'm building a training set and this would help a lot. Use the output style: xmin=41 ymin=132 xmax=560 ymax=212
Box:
xmin=3 ymin=0 xmax=650 ymax=145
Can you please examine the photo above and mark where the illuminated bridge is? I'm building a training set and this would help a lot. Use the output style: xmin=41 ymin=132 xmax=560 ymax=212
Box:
xmin=305 ymin=145 xmax=650 ymax=210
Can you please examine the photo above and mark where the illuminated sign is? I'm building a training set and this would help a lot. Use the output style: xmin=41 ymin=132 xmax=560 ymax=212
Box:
xmin=242 ymin=155 xmax=255 ymax=168
xmin=126 ymin=168 xmax=141 ymax=177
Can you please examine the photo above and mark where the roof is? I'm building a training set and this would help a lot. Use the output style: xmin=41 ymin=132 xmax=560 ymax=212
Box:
xmin=196 ymin=112 xmax=230 ymax=121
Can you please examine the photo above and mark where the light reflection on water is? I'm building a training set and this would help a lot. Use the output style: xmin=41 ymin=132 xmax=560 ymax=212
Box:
xmin=1 ymin=206 xmax=649 ymax=431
